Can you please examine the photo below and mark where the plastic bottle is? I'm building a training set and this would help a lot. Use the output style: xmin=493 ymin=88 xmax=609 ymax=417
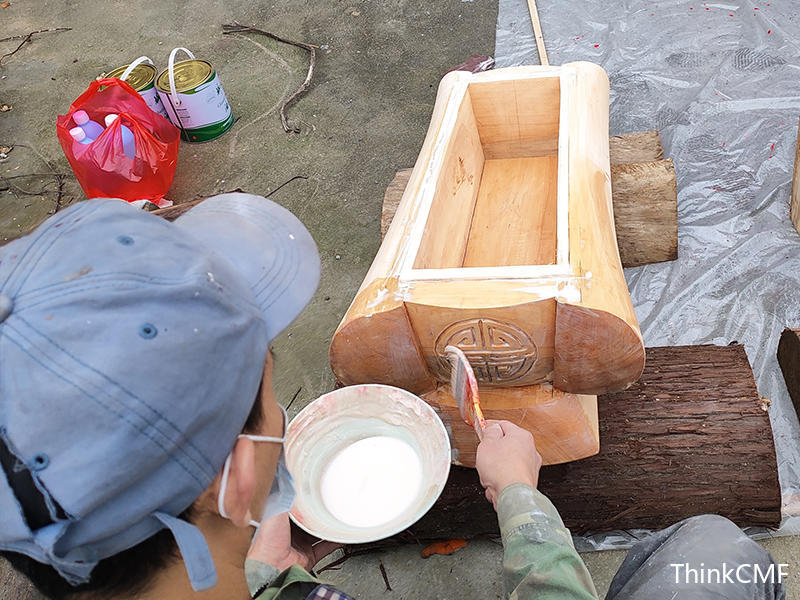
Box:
xmin=69 ymin=126 xmax=94 ymax=158
xmin=105 ymin=114 xmax=136 ymax=159
xmin=73 ymin=110 xmax=104 ymax=140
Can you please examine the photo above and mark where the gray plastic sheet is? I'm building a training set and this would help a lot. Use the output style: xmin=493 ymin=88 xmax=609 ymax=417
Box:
xmin=496 ymin=0 xmax=800 ymax=549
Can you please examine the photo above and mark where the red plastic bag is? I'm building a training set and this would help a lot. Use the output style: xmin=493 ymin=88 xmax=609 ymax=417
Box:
xmin=56 ymin=78 xmax=181 ymax=204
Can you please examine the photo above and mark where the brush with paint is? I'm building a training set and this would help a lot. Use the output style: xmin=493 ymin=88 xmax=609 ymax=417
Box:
xmin=285 ymin=384 xmax=451 ymax=543
xmin=444 ymin=345 xmax=486 ymax=440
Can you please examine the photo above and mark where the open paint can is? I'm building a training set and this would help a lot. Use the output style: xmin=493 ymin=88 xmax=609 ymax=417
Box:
xmin=286 ymin=384 xmax=451 ymax=544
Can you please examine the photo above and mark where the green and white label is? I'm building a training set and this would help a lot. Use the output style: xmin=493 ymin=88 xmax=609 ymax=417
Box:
xmin=158 ymin=72 xmax=233 ymax=142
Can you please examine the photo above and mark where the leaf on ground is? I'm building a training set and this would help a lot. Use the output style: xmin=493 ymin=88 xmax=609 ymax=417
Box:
xmin=1 ymin=3 xmax=11 ymax=8
xmin=0 ymin=105 xmax=12 ymax=112
xmin=420 ymin=539 xmax=468 ymax=558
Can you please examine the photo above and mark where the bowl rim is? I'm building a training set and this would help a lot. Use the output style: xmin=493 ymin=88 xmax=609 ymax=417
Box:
xmin=286 ymin=383 xmax=452 ymax=543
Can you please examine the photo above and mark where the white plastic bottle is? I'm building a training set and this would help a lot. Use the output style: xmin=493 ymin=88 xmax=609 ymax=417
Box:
xmin=104 ymin=114 xmax=136 ymax=159
xmin=69 ymin=126 xmax=94 ymax=158
xmin=73 ymin=110 xmax=104 ymax=140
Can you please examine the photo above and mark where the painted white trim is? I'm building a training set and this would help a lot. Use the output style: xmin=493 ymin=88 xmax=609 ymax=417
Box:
xmin=556 ymin=67 xmax=574 ymax=267
xmin=398 ymin=65 xmax=575 ymax=282
xmin=396 ymin=276 xmax=583 ymax=305
xmin=466 ymin=66 xmax=563 ymax=83
xmin=406 ymin=264 xmax=572 ymax=281
xmin=397 ymin=79 xmax=470 ymax=275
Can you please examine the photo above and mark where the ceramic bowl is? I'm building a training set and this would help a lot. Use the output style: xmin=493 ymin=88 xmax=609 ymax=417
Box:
xmin=286 ymin=384 xmax=452 ymax=543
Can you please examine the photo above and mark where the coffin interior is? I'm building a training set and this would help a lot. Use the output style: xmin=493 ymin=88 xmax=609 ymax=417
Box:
xmin=413 ymin=75 xmax=561 ymax=270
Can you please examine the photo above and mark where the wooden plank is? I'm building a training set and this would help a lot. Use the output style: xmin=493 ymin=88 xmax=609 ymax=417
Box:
xmin=609 ymin=130 xmax=664 ymax=165
xmin=413 ymin=92 xmax=485 ymax=269
xmin=424 ymin=384 xmax=598 ymax=466
xmin=462 ymin=156 xmax=557 ymax=267
xmin=380 ymin=136 xmax=677 ymax=267
xmin=351 ymin=344 xmax=781 ymax=546
xmin=611 ymin=159 xmax=678 ymax=267
xmin=791 ymin=117 xmax=800 ymax=235
xmin=468 ymin=77 xmax=560 ymax=152
xmin=778 ymin=328 xmax=800 ymax=416
xmin=481 ymin=137 xmax=558 ymax=160
xmin=526 ymin=0 xmax=549 ymax=66
xmin=404 ymin=299 xmax=557 ymax=387
xmin=556 ymin=62 xmax=644 ymax=395
xmin=380 ymin=169 xmax=412 ymax=239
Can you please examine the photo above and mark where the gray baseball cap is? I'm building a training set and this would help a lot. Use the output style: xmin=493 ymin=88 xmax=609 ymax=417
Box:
xmin=0 ymin=193 xmax=320 ymax=591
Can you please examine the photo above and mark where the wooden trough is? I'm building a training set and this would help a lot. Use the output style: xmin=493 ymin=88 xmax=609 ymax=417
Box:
xmin=329 ymin=62 xmax=645 ymax=466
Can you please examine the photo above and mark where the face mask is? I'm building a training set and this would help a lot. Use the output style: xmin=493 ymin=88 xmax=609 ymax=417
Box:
xmin=217 ymin=406 xmax=296 ymax=528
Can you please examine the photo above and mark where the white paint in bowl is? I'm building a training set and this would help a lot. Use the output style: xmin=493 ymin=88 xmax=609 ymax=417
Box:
xmin=286 ymin=384 xmax=451 ymax=544
xmin=320 ymin=436 xmax=423 ymax=528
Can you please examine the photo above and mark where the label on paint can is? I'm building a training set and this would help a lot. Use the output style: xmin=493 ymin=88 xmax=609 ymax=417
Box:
xmin=106 ymin=60 xmax=170 ymax=120
xmin=155 ymin=52 xmax=233 ymax=143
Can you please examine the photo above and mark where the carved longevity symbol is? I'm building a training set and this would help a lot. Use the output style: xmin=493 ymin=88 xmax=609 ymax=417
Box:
xmin=435 ymin=319 xmax=538 ymax=384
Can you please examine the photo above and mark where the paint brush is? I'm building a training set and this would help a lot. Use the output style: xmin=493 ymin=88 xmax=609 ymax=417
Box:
xmin=444 ymin=345 xmax=486 ymax=440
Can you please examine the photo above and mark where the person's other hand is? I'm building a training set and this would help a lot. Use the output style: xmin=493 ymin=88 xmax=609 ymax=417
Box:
xmin=247 ymin=512 xmax=309 ymax=571
xmin=290 ymin=523 xmax=345 ymax=569
xmin=475 ymin=420 xmax=542 ymax=510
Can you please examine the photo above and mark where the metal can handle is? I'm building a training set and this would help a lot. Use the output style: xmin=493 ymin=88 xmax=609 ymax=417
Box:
xmin=119 ymin=56 xmax=154 ymax=82
xmin=167 ymin=47 xmax=196 ymax=106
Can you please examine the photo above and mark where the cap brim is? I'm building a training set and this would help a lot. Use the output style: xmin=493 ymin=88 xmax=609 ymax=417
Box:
xmin=175 ymin=193 xmax=320 ymax=342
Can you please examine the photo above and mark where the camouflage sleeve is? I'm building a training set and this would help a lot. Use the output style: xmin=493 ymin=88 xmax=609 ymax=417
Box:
xmin=498 ymin=483 xmax=599 ymax=600
xmin=249 ymin=562 xmax=320 ymax=600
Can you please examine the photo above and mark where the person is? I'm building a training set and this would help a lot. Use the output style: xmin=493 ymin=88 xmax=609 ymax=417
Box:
xmin=0 ymin=195 xmax=786 ymax=600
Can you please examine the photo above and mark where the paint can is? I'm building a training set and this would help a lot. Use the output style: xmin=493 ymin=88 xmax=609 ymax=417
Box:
xmin=155 ymin=47 xmax=234 ymax=142
xmin=106 ymin=57 xmax=170 ymax=120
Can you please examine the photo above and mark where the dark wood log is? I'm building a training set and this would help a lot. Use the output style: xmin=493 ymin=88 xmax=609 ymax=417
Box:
xmin=352 ymin=345 xmax=780 ymax=550
xmin=778 ymin=328 xmax=800 ymax=415
xmin=380 ymin=131 xmax=678 ymax=267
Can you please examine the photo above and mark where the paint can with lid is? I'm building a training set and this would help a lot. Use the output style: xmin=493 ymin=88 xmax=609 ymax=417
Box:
xmin=105 ymin=57 xmax=170 ymax=120
xmin=155 ymin=47 xmax=234 ymax=142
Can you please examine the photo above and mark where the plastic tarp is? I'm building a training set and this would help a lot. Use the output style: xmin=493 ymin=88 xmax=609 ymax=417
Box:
xmin=495 ymin=0 xmax=800 ymax=550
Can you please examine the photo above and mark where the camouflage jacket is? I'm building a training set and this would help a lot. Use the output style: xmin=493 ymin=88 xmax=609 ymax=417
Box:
xmin=252 ymin=483 xmax=598 ymax=600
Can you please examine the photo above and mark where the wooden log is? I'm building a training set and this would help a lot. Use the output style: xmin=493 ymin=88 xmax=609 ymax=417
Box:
xmin=380 ymin=132 xmax=678 ymax=267
xmin=424 ymin=384 xmax=598 ymax=467
xmin=609 ymin=130 xmax=664 ymax=164
xmin=611 ymin=159 xmax=678 ymax=267
xmin=791 ymin=117 xmax=800 ymax=235
xmin=354 ymin=344 xmax=781 ymax=545
xmin=778 ymin=328 xmax=800 ymax=415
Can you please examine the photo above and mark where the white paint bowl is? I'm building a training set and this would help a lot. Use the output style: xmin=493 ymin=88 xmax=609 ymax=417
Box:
xmin=286 ymin=384 xmax=452 ymax=543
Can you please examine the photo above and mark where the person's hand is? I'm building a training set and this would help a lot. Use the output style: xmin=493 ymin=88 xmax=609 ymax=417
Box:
xmin=247 ymin=512 xmax=309 ymax=571
xmin=475 ymin=420 xmax=542 ymax=510
xmin=290 ymin=523 xmax=345 ymax=569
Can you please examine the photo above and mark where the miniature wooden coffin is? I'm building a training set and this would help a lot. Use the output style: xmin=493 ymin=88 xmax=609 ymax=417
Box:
xmin=330 ymin=62 xmax=645 ymax=465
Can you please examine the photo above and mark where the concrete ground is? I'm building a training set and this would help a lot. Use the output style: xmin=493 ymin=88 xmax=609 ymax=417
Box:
xmin=1 ymin=0 xmax=798 ymax=598
xmin=321 ymin=537 xmax=799 ymax=598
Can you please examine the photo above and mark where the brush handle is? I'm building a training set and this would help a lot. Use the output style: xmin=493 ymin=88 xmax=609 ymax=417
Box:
xmin=472 ymin=404 xmax=486 ymax=440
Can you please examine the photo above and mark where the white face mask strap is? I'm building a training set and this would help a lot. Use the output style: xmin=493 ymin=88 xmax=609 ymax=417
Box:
xmin=243 ymin=405 xmax=288 ymax=443
xmin=217 ymin=453 xmax=233 ymax=520
xmin=217 ymin=405 xmax=289 ymax=524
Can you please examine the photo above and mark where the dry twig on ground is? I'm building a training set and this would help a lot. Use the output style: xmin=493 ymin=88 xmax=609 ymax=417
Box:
xmin=0 ymin=27 xmax=72 ymax=67
xmin=1 ymin=144 xmax=72 ymax=214
xmin=222 ymin=23 xmax=317 ymax=134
